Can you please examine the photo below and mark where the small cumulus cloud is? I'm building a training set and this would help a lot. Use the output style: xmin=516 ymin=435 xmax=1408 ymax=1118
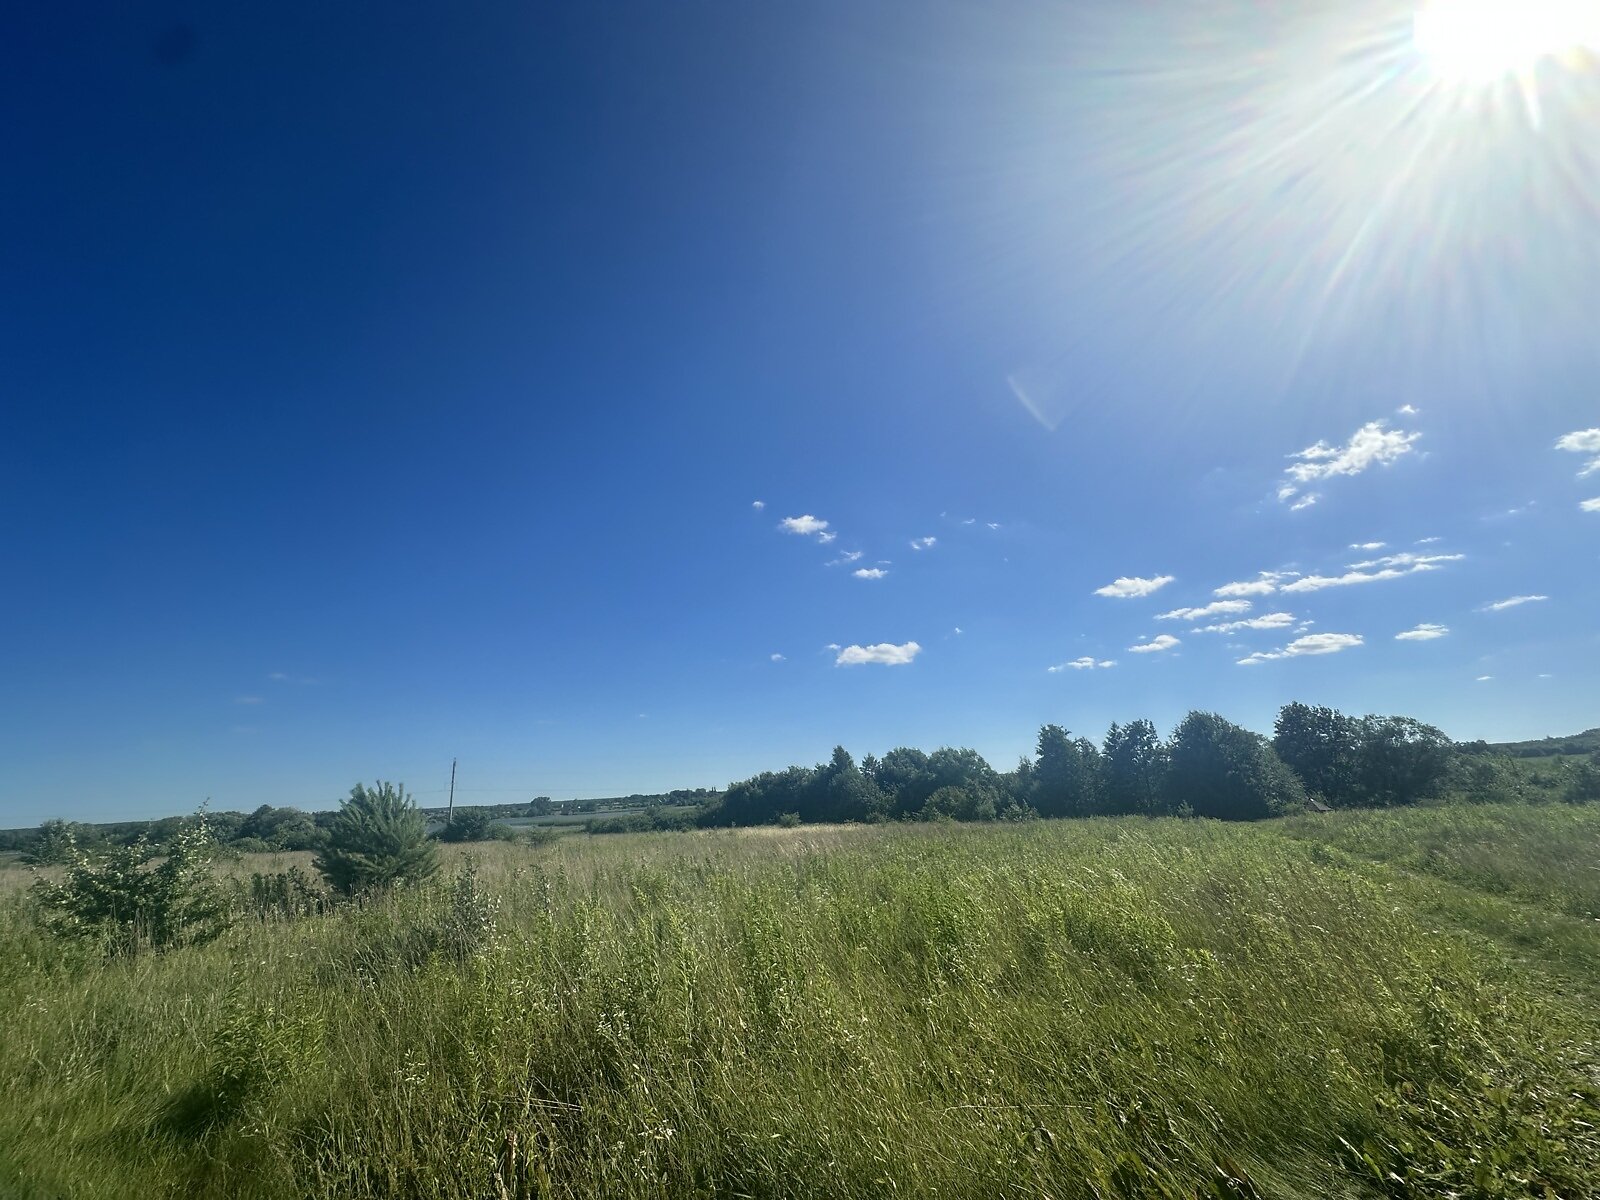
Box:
xmin=1349 ymin=542 xmax=1386 ymax=551
xmin=1415 ymin=536 xmax=1442 ymax=544
xmin=1095 ymin=574 xmax=1175 ymax=599
xmin=1395 ymin=623 xmax=1449 ymax=641
xmin=1556 ymin=428 xmax=1600 ymax=477
xmin=1194 ymin=612 xmax=1296 ymax=634
xmin=1480 ymin=594 xmax=1548 ymax=612
xmin=1279 ymin=420 xmax=1420 ymax=508
xmin=961 ymin=518 xmax=976 ymax=526
xmin=1238 ymin=632 xmax=1363 ymax=665
xmin=835 ymin=641 xmax=921 ymax=666
xmin=1476 ymin=675 xmax=1493 ymax=683
xmin=818 ymin=531 xmax=838 ymax=544
xmin=1281 ymin=558 xmax=1451 ymax=592
xmin=909 ymin=536 xmax=937 ymax=550
xmin=987 ymin=522 xmax=1001 ymax=530
xmin=1582 ymin=498 xmax=1600 ymax=512
xmin=1158 ymin=599 xmax=1251 ymax=621
xmin=770 ymin=653 xmax=786 ymax=662
xmin=1213 ymin=571 xmax=1294 ymax=597
xmin=1397 ymin=404 xmax=1419 ymax=416
xmin=952 ymin=626 xmax=963 ymax=635
xmin=853 ymin=568 xmax=889 ymax=580
xmin=1128 ymin=634 xmax=1180 ymax=654
xmin=752 ymin=500 xmax=765 ymax=510
xmin=1048 ymin=657 xmax=1116 ymax=672
xmin=780 ymin=514 xmax=830 ymax=537
xmin=826 ymin=550 xmax=865 ymax=566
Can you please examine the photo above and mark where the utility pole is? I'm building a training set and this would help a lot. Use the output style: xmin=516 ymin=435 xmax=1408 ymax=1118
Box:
xmin=446 ymin=758 xmax=457 ymax=823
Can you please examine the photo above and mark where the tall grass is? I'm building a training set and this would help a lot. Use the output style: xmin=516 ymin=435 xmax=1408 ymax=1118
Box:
xmin=2 ymin=812 xmax=1598 ymax=1198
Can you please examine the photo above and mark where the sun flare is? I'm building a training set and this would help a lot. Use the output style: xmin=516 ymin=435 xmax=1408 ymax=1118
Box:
xmin=1413 ymin=0 xmax=1600 ymax=82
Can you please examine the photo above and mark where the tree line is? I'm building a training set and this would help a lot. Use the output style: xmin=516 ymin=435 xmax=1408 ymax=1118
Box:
xmin=694 ymin=704 xmax=1472 ymax=828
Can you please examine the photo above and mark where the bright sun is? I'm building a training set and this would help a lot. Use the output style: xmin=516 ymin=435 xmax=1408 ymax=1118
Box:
xmin=1413 ymin=0 xmax=1600 ymax=82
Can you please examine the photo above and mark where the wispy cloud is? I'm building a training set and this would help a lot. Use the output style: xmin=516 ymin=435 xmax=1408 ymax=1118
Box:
xmin=853 ymin=567 xmax=889 ymax=580
xmin=1048 ymin=657 xmax=1116 ymax=672
xmin=835 ymin=641 xmax=921 ymax=666
xmin=826 ymin=550 xmax=865 ymax=566
xmin=1349 ymin=541 xmax=1386 ymax=551
xmin=752 ymin=500 xmax=765 ymax=510
xmin=1582 ymin=498 xmax=1600 ymax=513
xmin=1213 ymin=571 xmax=1295 ymax=597
xmin=909 ymin=536 xmax=937 ymax=551
xmin=1397 ymin=403 xmax=1419 ymax=416
xmin=1158 ymin=599 xmax=1251 ymax=621
xmin=818 ymin=531 xmax=837 ymax=544
xmin=1194 ymin=612 xmax=1296 ymax=634
xmin=1281 ymin=559 xmax=1449 ymax=593
xmin=1415 ymin=536 xmax=1441 ymax=544
xmin=1556 ymin=428 xmax=1600 ymax=477
xmin=1395 ymin=623 xmax=1449 ymax=641
xmin=1128 ymin=634 xmax=1180 ymax=654
xmin=780 ymin=514 xmax=830 ymax=537
xmin=1238 ymin=632 xmax=1363 ymax=665
xmin=986 ymin=522 xmax=1001 ymax=530
xmin=1095 ymin=575 xmax=1175 ymax=599
xmin=1279 ymin=420 xmax=1420 ymax=508
xmin=769 ymin=653 xmax=786 ymax=662
xmin=1480 ymin=594 xmax=1548 ymax=612
xmin=1476 ymin=675 xmax=1493 ymax=682
xmin=1347 ymin=551 xmax=1463 ymax=570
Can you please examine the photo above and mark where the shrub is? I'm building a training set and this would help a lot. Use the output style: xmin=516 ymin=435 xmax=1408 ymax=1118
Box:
xmin=21 ymin=818 xmax=80 ymax=866
xmin=313 ymin=781 xmax=438 ymax=896
xmin=439 ymin=808 xmax=495 ymax=843
xmin=31 ymin=812 xmax=232 ymax=956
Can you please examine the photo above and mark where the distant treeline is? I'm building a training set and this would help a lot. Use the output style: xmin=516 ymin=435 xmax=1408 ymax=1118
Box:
xmin=685 ymin=704 xmax=1599 ymax=830
xmin=1459 ymin=728 xmax=1600 ymax=760
xmin=6 ymin=710 xmax=1596 ymax=856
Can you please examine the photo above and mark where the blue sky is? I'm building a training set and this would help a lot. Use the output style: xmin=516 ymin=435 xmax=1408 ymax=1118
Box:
xmin=3 ymin=2 xmax=1597 ymax=825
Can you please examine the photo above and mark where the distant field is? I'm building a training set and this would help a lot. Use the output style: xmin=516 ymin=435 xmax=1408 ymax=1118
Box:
xmin=2 ymin=806 xmax=1597 ymax=1198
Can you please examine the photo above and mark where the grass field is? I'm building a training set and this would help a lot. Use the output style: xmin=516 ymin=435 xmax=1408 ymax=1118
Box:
xmin=2 ymin=806 xmax=1598 ymax=1198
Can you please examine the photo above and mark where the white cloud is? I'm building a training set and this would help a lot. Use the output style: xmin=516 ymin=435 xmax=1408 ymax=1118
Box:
xmin=1279 ymin=420 xmax=1421 ymax=507
xmin=1582 ymin=498 xmax=1600 ymax=512
xmin=1238 ymin=632 xmax=1364 ymax=665
xmin=1213 ymin=571 xmax=1294 ymax=597
xmin=986 ymin=522 xmax=1001 ymax=530
xmin=961 ymin=518 xmax=975 ymax=525
xmin=1476 ymin=675 xmax=1493 ymax=682
xmin=780 ymin=514 xmax=829 ymax=536
xmin=1556 ymin=428 xmax=1600 ymax=477
xmin=1095 ymin=574 xmax=1175 ymax=599
xmin=1480 ymin=594 xmax=1548 ymax=612
xmin=752 ymin=500 xmax=765 ymax=510
xmin=952 ymin=627 xmax=963 ymax=635
xmin=1157 ymin=599 xmax=1251 ymax=621
xmin=853 ymin=568 xmax=889 ymax=580
xmin=1395 ymin=623 xmax=1449 ymax=641
xmin=1347 ymin=551 xmax=1463 ymax=570
xmin=1194 ymin=612 xmax=1297 ymax=634
xmin=835 ymin=641 xmax=921 ymax=666
xmin=769 ymin=653 xmax=786 ymax=662
xmin=1349 ymin=542 xmax=1386 ymax=551
xmin=1397 ymin=404 xmax=1419 ymax=415
xmin=1128 ymin=634 xmax=1180 ymax=654
xmin=1281 ymin=558 xmax=1450 ymax=592
xmin=826 ymin=550 xmax=865 ymax=566
xmin=818 ymin=531 xmax=838 ymax=544
xmin=1416 ymin=536 xmax=1441 ymax=544
xmin=1290 ymin=494 xmax=1319 ymax=512
xmin=909 ymin=536 xmax=937 ymax=550
xmin=1048 ymin=657 xmax=1116 ymax=672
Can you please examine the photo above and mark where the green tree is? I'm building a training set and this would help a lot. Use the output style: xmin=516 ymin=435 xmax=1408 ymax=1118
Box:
xmin=314 ymin=781 xmax=438 ymax=895
xmin=1165 ymin=711 xmax=1305 ymax=821
xmin=22 ymin=818 xmax=80 ymax=865
xmin=1353 ymin=716 xmax=1452 ymax=807
xmin=1032 ymin=725 xmax=1105 ymax=817
xmin=1272 ymin=702 xmax=1360 ymax=805
xmin=1103 ymin=720 xmax=1169 ymax=814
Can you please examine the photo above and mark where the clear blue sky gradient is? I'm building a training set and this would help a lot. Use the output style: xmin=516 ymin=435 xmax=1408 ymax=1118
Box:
xmin=4 ymin=2 xmax=1597 ymax=824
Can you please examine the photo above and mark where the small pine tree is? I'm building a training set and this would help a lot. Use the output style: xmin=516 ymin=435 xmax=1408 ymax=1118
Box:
xmin=314 ymin=781 xmax=439 ymax=896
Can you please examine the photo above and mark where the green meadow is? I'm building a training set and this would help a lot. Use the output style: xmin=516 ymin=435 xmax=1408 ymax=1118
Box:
xmin=3 ymin=806 xmax=1598 ymax=1199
